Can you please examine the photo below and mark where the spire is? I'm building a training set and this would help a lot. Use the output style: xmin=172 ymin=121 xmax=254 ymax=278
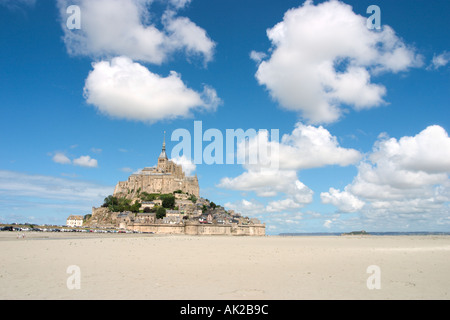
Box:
xmin=159 ymin=130 xmax=168 ymax=160
xmin=163 ymin=130 xmax=166 ymax=151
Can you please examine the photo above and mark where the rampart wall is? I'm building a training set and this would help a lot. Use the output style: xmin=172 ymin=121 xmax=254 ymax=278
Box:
xmin=129 ymin=222 xmax=265 ymax=236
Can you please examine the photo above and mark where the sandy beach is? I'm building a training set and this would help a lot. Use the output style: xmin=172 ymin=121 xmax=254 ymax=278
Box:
xmin=0 ymin=232 xmax=449 ymax=300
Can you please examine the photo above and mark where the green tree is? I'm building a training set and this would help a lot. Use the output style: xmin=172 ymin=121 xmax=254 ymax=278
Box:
xmin=103 ymin=196 xmax=136 ymax=212
xmin=156 ymin=206 xmax=166 ymax=219
xmin=115 ymin=198 xmax=132 ymax=212
xmin=102 ymin=195 xmax=117 ymax=208
xmin=188 ymin=195 xmax=197 ymax=204
xmin=160 ymin=194 xmax=175 ymax=209
xmin=130 ymin=201 xmax=141 ymax=213
xmin=139 ymin=192 xmax=159 ymax=202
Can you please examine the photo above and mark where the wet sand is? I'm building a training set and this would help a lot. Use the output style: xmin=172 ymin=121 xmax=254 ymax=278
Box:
xmin=1 ymin=232 xmax=449 ymax=299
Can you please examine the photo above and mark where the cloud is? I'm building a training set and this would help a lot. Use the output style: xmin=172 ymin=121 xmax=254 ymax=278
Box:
xmin=230 ymin=121 xmax=361 ymax=171
xmin=0 ymin=0 xmax=36 ymax=10
xmin=52 ymin=152 xmax=71 ymax=165
xmin=224 ymin=199 xmax=266 ymax=216
xmin=162 ymin=10 xmax=216 ymax=64
xmin=73 ymin=155 xmax=98 ymax=168
xmin=84 ymin=56 xmax=220 ymax=122
xmin=253 ymin=0 xmax=422 ymax=124
xmin=277 ymin=123 xmax=362 ymax=170
xmin=219 ymin=168 xmax=298 ymax=197
xmin=57 ymin=0 xmax=215 ymax=65
xmin=0 ymin=170 xmax=112 ymax=224
xmin=369 ymin=125 xmax=450 ymax=175
xmin=322 ymin=125 xmax=450 ymax=228
xmin=429 ymin=51 xmax=450 ymax=69
xmin=266 ymin=197 xmax=305 ymax=212
xmin=51 ymin=151 xmax=99 ymax=168
xmin=171 ymin=155 xmax=196 ymax=176
xmin=219 ymin=122 xmax=360 ymax=213
xmin=249 ymin=50 xmax=267 ymax=64
xmin=320 ymin=187 xmax=365 ymax=213
xmin=323 ymin=219 xmax=333 ymax=229
xmin=220 ymin=168 xmax=314 ymax=214
xmin=0 ymin=170 xmax=110 ymax=202
xmin=91 ymin=148 xmax=102 ymax=154
xmin=230 ymin=123 xmax=361 ymax=172
xmin=169 ymin=0 xmax=192 ymax=10
xmin=57 ymin=1 xmax=220 ymax=124
xmin=220 ymin=123 xmax=450 ymax=230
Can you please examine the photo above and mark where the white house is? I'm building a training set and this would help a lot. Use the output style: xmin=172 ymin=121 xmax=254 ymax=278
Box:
xmin=66 ymin=215 xmax=84 ymax=227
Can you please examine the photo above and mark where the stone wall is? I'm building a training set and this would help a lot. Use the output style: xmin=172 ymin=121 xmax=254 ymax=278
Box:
xmin=129 ymin=222 xmax=265 ymax=236
xmin=87 ymin=207 xmax=265 ymax=236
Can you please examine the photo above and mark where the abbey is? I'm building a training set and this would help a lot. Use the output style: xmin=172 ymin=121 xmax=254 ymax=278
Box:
xmin=113 ymin=135 xmax=199 ymax=199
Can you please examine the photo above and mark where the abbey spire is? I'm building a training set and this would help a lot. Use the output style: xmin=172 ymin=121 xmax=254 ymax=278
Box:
xmin=159 ymin=131 xmax=168 ymax=160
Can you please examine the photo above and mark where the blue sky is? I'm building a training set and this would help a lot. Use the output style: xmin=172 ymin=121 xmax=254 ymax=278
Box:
xmin=0 ymin=0 xmax=449 ymax=234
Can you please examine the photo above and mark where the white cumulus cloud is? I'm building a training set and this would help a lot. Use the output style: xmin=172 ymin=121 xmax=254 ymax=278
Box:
xmin=57 ymin=0 xmax=220 ymax=123
xmin=232 ymin=122 xmax=361 ymax=172
xmin=253 ymin=0 xmax=422 ymax=124
xmin=323 ymin=125 xmax=450 ymax=228
xmin=52 ymin=152 xmax=72 ymax=165
xmin=51 ymin=151 xmax=99 ymax=168
xmin=276 ymin=123 xmax=362 ymax=170
xmin=83 ymin=56 xmax=220 ymax=123
xmin=73 ymin=155 xmax=98 ymax=168
xmin=219 ymin=122 xmax=360 ymax=212
xmin=429 ymin=51 xmax=450 ymax=70
xmin=162 ymin=10 xmax=215 ymax=64
xmin=320 ymin=187 xmax=365 ymax=213
xmin=57 ymin=0 xmax=215 ymax=65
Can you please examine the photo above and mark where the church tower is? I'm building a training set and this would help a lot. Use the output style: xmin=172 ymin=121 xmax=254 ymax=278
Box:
xmin=157 ymin=131 xmax=168 ymax=172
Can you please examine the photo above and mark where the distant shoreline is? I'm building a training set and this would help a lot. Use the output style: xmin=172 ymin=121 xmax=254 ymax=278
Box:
xmin=279 ymin=231 xmax=450 ymax=236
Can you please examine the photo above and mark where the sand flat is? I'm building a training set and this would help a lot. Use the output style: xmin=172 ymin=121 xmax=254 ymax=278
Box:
xmin=0 ymin=232 xmax=449 ymax=299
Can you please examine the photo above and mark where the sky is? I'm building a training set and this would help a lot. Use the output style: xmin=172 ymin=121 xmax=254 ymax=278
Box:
xmin=0 ymin=0 xmax=449 ymax=234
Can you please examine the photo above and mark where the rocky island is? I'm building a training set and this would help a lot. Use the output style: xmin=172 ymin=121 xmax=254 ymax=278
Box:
xmin=81 ymin=136 xmax=265 ymax=236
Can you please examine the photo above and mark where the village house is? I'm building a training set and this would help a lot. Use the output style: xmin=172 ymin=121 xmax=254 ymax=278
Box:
xmin=135 ymin=213 xmax=156 ymax=224
xmin=141 ymin=201 xmax=156 ymax=210
xmin=66 ymin=215 xmax=83 ymax=227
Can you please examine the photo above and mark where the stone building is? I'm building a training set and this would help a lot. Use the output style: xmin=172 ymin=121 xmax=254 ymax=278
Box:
xmin=113 ymin=135 xmax=199 ymax=198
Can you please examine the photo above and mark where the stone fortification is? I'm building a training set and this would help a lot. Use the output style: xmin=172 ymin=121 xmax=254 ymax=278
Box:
xmin=82 ymin=134 xmax=265 ymax=236
xmin=130 ymin=222 xmax=266 ymax=236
